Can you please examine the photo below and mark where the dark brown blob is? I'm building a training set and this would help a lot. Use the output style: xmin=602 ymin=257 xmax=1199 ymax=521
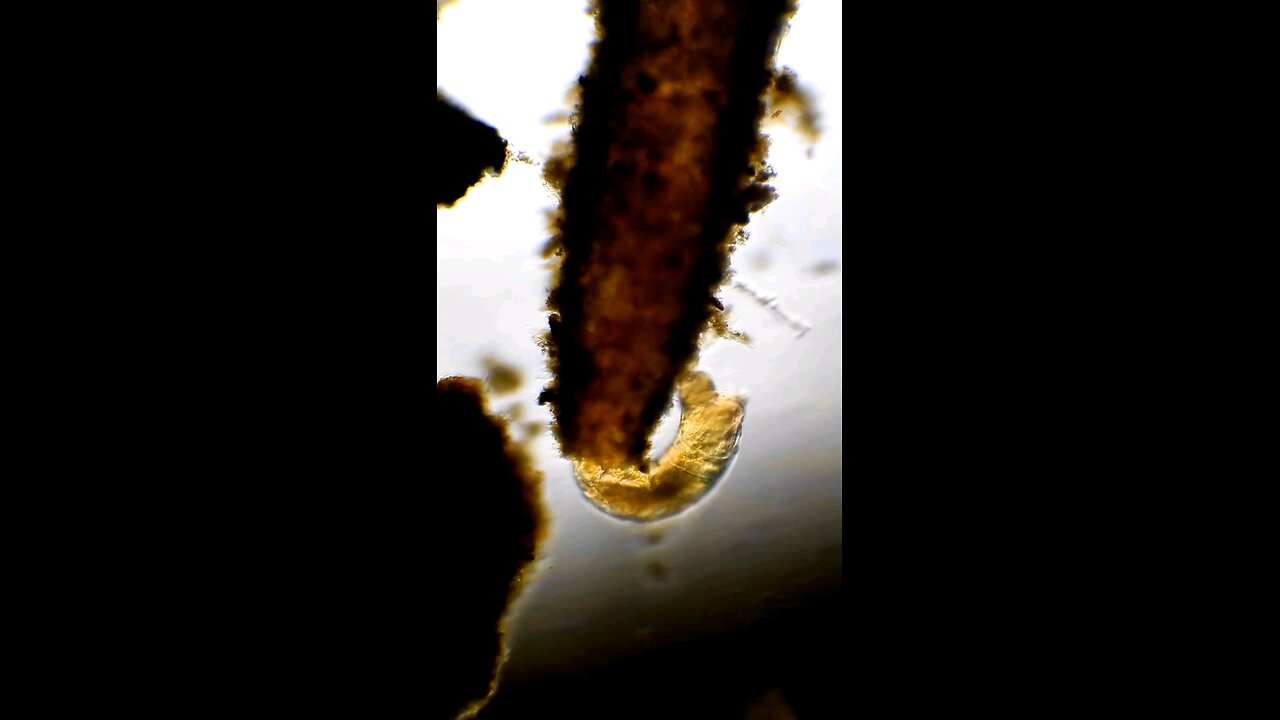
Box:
xmin=542 ymin=0 xmax=794 ymax=468
xmin=435 ymin=378 xmax=545 ymax=719
xmin=644 ymin=559 xmax=669 ymax=581
xmin=482 ymin=356 xmax=523 ymax=395
xmin=435 ymin=93 xmax=509 ymax=208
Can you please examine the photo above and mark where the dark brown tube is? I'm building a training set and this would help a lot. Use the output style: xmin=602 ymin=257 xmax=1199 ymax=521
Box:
xmin=543 ymin=0 xmax=794 ymax=469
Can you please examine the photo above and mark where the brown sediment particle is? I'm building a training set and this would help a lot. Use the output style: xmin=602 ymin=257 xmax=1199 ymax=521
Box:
xmin=543 ymin=0 xmax=795 ymax=468
xmin=706 ymin=305 xmax=751 ymax=345
xmin=766 ymin=66 xmax=822 ymax=142
xmin=481 ymin=356 xmax=523 ymax=395
xmin=809 ymin=260 xmax=841 ymax=276
xmin=435 ymin=378 xmax=546 ymax=719
xmin=520 ymin=421 xmax=544 ymax=442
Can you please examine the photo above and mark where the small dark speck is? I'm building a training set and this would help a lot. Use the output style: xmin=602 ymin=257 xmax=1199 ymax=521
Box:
xmin=809 ymin=260 xmax=841 ymax=276
xmin=645 ymin=560 xmax=668 ymax=580
xmin=774 ymin=70 xmax=797 ymax=94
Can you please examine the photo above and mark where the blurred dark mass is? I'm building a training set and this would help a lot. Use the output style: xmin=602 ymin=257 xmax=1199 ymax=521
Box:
xmin=434 ymin=93 xmax=508 ymax=207
xmin=435 ymin=378 xmax=544 ymax=719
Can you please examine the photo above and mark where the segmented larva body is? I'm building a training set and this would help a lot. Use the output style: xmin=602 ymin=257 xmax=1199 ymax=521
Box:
xmin=572 ymin=371 xmax=745 ymax=522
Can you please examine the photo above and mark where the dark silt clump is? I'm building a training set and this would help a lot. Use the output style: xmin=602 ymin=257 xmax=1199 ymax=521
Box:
xmin=435 ymin=377 xmax=545 ymax=719
xmin=435 ymin=92 xmax=509 ymax=208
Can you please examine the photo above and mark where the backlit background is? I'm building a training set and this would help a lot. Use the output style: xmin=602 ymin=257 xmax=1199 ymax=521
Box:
xmin=437 ymin=0 xmax=842 ymax=704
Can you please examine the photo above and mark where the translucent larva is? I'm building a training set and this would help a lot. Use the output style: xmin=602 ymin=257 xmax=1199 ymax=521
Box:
xmin=572 ymin=371 xmax=745 ymax=521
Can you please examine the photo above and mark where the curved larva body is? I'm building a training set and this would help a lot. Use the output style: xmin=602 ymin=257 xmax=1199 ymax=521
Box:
xmin=573 ymin=371 xmax=745 ymax=522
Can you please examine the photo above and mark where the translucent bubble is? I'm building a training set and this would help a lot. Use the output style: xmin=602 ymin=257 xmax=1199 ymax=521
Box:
xmin=572 ymin=371 xmax=745 ymax=522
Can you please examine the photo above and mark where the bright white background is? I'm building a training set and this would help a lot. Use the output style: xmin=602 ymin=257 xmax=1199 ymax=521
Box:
xmin=438 ymin=0 xmax=841 ymax=682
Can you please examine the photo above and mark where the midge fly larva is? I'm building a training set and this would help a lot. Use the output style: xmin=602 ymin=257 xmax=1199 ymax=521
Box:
xmin=572 ymin=371 xmax=746 ymax=522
